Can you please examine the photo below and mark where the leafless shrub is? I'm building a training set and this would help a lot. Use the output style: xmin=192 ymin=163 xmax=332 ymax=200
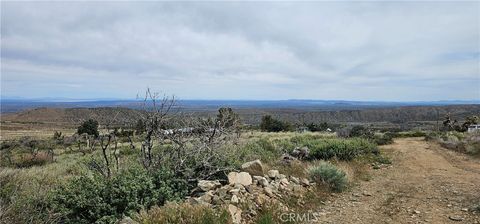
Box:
xmin=134 ymin=89 xmax=241 ymax=183
xmin=0 ymin=138 xmax=54 ymax=168
xmin=336 ymin=127 xmax=351 ymax=138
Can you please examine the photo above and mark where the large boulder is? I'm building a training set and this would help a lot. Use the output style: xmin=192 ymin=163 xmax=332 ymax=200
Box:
xmin=228 ymin=172 xmax=253 ymax=186
xmin=241 ymin=159 xmax=264 ymax=176
xmin=197 ymin=180 xmax=221 ymax=191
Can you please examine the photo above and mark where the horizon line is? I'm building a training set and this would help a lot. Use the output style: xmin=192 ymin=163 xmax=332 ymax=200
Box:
xmin=1 ymin=96 xmax=480 ymax=104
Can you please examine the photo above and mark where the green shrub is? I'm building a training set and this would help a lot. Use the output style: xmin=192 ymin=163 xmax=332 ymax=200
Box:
xmin=77 ymin=119 xmax=99 ymax=137
xmin=373 ymin=154 xmax=392 ymax=164
xmin=51 ymin=167 xmax=188 ymax=224
xmin=306 ymin=138 xmax=378 ymax=161
xmin=254 ymin=202 xmax=291 ymax=224
xmin=256 ymin=212 xmax=275 ymax=224
xmin=350 ymin=126 xmax=374 ymax=139
xmin=396 ymin=130 xmax=426 ymax=138
xmin=290 ymin=134 xmax=324 ymax=144
xmin=336 ymin=125 xmax=373 ymax=139
xmin=13 ymin=151 xmax=54 ymax=168
xmin=425 ymin=132 xmax=480 ymax=156
xmin=272 ymin=138 xmax=296 ymax=153
xmin=465 ymin=140 xmax=480 ymax=157
xmin=260 ymin=115 xmax=292 ymax=132
xmin=373 ymin=132 xmax=395 ymax=145
xmin=309 ymin=162 xmax=347 ymax=192
xmin=306 ymin=122 xmax=336 ymax=132
xmin=237 ymin=138 xmax=280 ymax=163
xmin=0 ymin=139 xmax=54 ymax=168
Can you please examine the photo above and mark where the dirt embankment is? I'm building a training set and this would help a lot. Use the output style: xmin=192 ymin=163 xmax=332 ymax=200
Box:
xmin=316 ymin=138 xmax=480 ymax=224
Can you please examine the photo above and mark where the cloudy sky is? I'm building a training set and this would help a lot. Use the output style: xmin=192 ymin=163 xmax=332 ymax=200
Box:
xmin=1 ymin=1 xmax=479 ymax=101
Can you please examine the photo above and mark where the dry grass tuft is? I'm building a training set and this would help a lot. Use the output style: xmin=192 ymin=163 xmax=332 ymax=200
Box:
xmin=137 ymin=202 xmax=231 ymax=224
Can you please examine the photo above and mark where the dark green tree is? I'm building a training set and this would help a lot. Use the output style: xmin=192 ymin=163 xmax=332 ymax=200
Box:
xmin=461 ymin=116 xmax=479 ymax=132
xmin=260 ymin=115 xmax=291 ymax=132
xmin=306 ymin=122 xmax=330 ymax=132
xmin=77 ymin=119 xmax=99 ymax=137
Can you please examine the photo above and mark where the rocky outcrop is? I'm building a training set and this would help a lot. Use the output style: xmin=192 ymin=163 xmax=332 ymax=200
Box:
xmin=187 ymin=160 xmax=314 ymax=224
xmin=291 ymin=146 xmax=310 ymax=159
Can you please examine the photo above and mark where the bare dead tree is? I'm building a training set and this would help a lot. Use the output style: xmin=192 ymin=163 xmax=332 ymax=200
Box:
xmin=149 ymin=107 xmax=241 ymax=182
xmin=86 ymin=112 xmax=123 ymax=178
xmin=138 ymin=88 xmax=177 ymax=169
xmin=99 ymin=134 xmax=112 ymax=177
xmin=112 ymin=134 xmax=119 ymax=172
xmin=81 ymin=88 xmax=241 ymax=184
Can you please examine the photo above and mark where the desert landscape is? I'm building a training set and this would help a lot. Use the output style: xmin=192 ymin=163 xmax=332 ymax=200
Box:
xmin=1 ymin=98 xmax=479 ymax=224
xmin=1 ymin=1 xmax=479 ymax=224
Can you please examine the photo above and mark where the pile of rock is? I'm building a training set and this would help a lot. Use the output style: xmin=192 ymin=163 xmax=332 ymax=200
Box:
xmin=187 ymin=159 xmax=313 ymax=224
xmin=280 ymin=146 xmax=310 ymax=164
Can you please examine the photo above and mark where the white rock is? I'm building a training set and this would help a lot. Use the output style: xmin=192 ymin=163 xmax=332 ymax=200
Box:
xmin=228 ymin=172 xmax=253 ymax=186
xmin=267 ymin=170 xmax=280 ymax=179
xmin=231 ymin=195 xmax=239 ymax=204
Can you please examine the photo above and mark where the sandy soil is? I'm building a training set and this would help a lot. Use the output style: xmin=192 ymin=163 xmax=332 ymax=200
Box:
xmin=316 ymin=138 xmax=480 ymax=224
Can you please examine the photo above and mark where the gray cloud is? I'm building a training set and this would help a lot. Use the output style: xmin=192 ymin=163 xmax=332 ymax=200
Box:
xmin=1 ymin=1 xmax=479 ymax=100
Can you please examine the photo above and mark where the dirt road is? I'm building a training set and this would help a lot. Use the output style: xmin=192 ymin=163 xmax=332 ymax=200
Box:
xmin=316 ymin=138 xmax=480 ymax=224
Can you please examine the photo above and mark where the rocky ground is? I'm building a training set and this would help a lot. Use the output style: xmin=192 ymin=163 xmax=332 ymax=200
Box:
xmin=316 ymin=138 xmax=480 ymax=224
xmin=187 ymin=159 xmax=313 ymax=224
xmin=120 ymin=137 xmax=479 ymax=224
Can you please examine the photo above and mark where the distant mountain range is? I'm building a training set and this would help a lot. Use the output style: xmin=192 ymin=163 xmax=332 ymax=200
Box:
xmin=1 ymin=98 xmax=479 ymax=114
xmin=3 ymin=104 xmax=480 ymax=128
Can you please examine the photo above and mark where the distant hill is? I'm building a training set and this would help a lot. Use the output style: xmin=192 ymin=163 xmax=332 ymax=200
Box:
xmin=2 ymin=98 xmax=479 ymax=114
xmin=2 ymin=107 xmax=145 ymax=126
xmin=2 ymin=105 xmax=479 ymax=128
xmin=245 ymin=105 xmax=480 ymax=124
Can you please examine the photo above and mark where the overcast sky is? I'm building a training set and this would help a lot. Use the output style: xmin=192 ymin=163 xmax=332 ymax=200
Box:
xmin=1 ymin=1 xmax=479 ymax=101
